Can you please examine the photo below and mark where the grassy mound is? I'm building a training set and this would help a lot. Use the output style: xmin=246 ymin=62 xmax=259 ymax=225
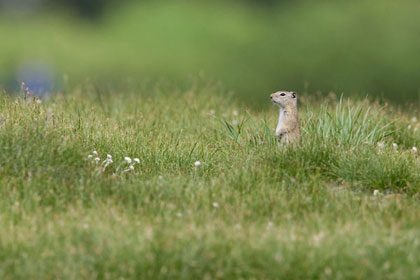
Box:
xmin=1 ymin=85 xmax=420 ymax=279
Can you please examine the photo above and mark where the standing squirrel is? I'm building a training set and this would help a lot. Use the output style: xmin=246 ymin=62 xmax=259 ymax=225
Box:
xmin=270 ymin=91 xmax=301 ymax=145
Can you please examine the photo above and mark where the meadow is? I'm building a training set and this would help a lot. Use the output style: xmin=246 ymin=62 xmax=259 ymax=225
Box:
xmin=1 ymin=0 xmax=420 ymax=105
xmin=1 ymin=82 xmax=420 ymax=279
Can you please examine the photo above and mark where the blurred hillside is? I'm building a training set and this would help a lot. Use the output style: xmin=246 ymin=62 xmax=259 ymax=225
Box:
xmin=1 ymin=0 xmax=420 ymax=106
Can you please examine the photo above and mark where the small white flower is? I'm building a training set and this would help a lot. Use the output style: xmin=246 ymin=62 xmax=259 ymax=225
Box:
xmin=408 ymin=125 xmax=412 ymax=130
xmin=94 ymin=157 xmax=100 ymax=162
xmin=124 ymin=157 xmax=132 ymax=164
xmin=122 ymin=165 xmax=135 ymax=173
xmin=373 ymin=189 xmax=379 ymax=196
xmin=134 ymin=158 xmax=140 ymax=164
xmin=412 ymin=146 xmax=418 ymax=153
xmin=93 ymin=150 xmax=98 ymax=155
xmin=87 ymin=155 xmax=93 ymax=159
xmin=107 ymin=154 xmax=112 ymax=160
xmin=158 ymin=175 xmax=163 ymax=180
xmin=194 ymin=161 xmax=201 ymax=167
xmin=411 ymin=117 xmax=417 ymax=123
xmin=212 ymin=202 xmax=219 ymax=208
xmin=392 ymin=143 xmax=398 ymax=150
xmin=36 ymin=99 xmax=42 ymax=104
xmin=107 ymin=159 xmax=113 ymax=164
xmin=377 ymin=142 xmax=384 ymax=148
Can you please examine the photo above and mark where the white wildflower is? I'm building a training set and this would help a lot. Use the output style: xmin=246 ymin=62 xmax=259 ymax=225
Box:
xmin=377 ymin=142 xmax=384 ymax=148
xmin=124 ymin=157 xmax=132 ymax=164
xmin=212 ymin=202 xmax=219 ymax=208
xmin=408 ymin=125 xmax=412 ymax=130
xmin=102 ymin=155 xmax=113 ymax=170
xmin=88 ymin=155 xmax=93 ymax=159
xmin=122 ymin=165 xmax=135 ymax=173
xmin=412 ymin=146 xmax=418 ymax=153
xmin=93 ymin=150 xmax=98 ymax=155
xmin=194 ymin=161 xmax=201 ymax=167
xmin=411 ymin=117 xmax=417 ymax=123
xmin=158 ymin=175 xmax=163 ymax=180
xmin=134 ymin=158 xmax=140 ymax=164
xmin=392 ymin=143 xmax=398 ymax=150
xmin=373 ymin=189 xmax=379 ymax=196
xmin=36 ymin=99 xmax=42 ymax=104
xmin=94 ymin=157 xmax=100 ymax=162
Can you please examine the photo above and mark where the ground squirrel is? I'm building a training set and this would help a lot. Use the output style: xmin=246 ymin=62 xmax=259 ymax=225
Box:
xmin=270 ymin=91 xmax=301 ymax=145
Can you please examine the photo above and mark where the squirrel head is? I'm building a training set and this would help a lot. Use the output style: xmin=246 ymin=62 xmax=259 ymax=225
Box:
xmin=270 ymin=91 xmax=297 ymax=108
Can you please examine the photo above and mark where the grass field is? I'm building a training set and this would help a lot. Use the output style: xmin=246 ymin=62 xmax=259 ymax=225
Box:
xmin=1 ymin=83 xmax=420 ymax=279
xmin=2 ymin=0 xmax=420 ymax=104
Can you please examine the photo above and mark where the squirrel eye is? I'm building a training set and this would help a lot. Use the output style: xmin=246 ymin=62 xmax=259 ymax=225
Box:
xmin=280 ymin=93 xmax=286 ymax=96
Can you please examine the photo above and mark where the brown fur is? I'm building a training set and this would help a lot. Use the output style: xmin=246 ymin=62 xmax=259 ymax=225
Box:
xmin=270 ymin=91 xmax=301 ymax=145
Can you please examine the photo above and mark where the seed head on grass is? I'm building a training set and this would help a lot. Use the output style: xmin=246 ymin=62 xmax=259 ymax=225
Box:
xmin=124 ymin=157 xmax=132 ymax=164
xmin=21 ymin=82 xmax=33 ymax=101
xmin=194 ymin=161 xmax=201 ymax=167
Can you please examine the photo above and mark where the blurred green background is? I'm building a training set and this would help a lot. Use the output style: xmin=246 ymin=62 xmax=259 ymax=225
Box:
xmin=1 ymin=0 xmax=420 ymax=106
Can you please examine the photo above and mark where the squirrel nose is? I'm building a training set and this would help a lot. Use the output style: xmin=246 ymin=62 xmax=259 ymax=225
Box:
xmin=270 ymin=94 xmax=275 ymax=99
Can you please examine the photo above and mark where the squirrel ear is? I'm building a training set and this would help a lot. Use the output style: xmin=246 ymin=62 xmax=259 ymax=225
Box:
xmin=292 ymin=92 xmax=297 ymax=98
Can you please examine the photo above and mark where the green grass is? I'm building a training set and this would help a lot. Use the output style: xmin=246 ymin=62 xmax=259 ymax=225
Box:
xmin=1 ymin=83 xmax=420 ymax=279
xmin=1 ymin=0 xmax=420 ymax=105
